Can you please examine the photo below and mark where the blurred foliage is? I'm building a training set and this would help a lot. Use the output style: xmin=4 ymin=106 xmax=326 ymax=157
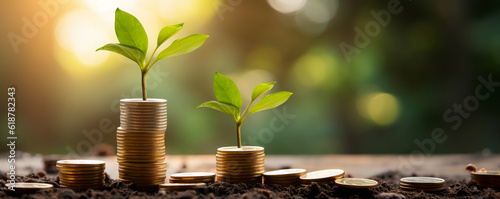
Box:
xmin=0 ymin=0 xmax=499 ymax=155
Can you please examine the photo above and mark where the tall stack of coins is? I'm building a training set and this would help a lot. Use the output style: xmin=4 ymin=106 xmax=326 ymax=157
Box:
xmin=216 ymin=146 xmax=265 ymax=184
xmin=300 ymin=169 xmax=345 ymax=186
xmin=56 ymin=160 xmax=105 ymax=189
xmin=264 ymin=169 xmax=306 ymax=186
xmin=471 ymin=171 xmax=500 ymax=188
xmin=117 ymin=98 xmax=167 ymax=187
xmin=169 ymin=172 xmax=216 ymax=183
xmin=399 ymin=177 xmax=445 ymax=192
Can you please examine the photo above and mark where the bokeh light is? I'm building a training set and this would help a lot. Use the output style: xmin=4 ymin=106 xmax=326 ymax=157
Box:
xmin=267 ymin=0 xmax=307 ymax=14
xmin=358 ymin=92 xmax=400 ymax=126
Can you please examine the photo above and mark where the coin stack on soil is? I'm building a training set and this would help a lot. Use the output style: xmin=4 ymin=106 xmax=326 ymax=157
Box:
xmin=263 ymin=169 xmax=306 ymax=186
xmin=56 ymin=160 xmax=105 ymax=189
xmin=216 ymin=146 xmax=265 ymax=184
xmin=300 ymin=169 xmax=345 ymax=186
xmin=471 ymin=171 xmax=500 ymax=188
xmin=169 ymin=172 xmax=216 ymax=183
xmin=117 ymin=98 xmax=167 ymax=187
xmin=399 ymin=177 xmax=445 ymax=192
xmin=335 ymin=178 xmax=379 ymax=189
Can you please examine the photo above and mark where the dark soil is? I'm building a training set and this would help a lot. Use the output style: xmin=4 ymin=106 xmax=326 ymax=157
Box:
xmin=0 ymin=171 xmax=498 ymax=198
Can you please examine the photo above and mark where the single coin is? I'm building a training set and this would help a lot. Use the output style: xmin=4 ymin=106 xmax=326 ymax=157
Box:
xmin=120 ymin=98 xmax=167 ymax=103
xmin=170 ymin=172 xmax=215 ymax=179
xmin=56 ymin=160 xmax=105 ymax=167
xmin=300 ymin=169 xmax=344 ymax=181
xmin=4 ymin=183 xmax=53 ymax=193
xmin=159 ymin=183 xmax=206 ymax=190
xmin=335 ymin=178 xmax=379 ymax=189
xmin=471 ymin=171 xmax=500 ymax=176
xmin=400 ymin=185 xmax=444 ymax=192
xmin=217 ymin=146 xmax=264 ymax=153
xmin=400 ymin=177 xmax=445 ymax=185
xmin=264 ymin=169 xmax=306 ymax=177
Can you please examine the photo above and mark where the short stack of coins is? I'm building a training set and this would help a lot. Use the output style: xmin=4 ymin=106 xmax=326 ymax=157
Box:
xmin=117 ymin=98 xmax=167 ymax=187
xmin=216 ymin=146 xmax=265 ymax=184
xmin=56 ymin=160 xmax=105 ymax=189
xmin=264 ymin=169 xmax=306 ymax=187
xmin=399 ymin=177 xmax=445 ymax=192
xmin=471 ymin=171 xmax=500 ymax=188
xmin=300 ymin=169 xmax=345 ymax=186
xmin=169 ymin=172 xmax=216 ymax=184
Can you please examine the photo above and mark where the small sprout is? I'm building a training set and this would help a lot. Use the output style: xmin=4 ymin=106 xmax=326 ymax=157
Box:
xmin=198 ymin=72 xmax=292 ymax=148
xmin=97 ymin=8 xmax=209 ymax=100
xmin=466 ymin=163 xmax=477 ymax=173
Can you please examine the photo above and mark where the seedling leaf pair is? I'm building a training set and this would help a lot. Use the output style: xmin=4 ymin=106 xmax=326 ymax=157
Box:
xmin=96 ymin=8 xmax=209 ymax=100
xmin=198 ymin=72 xmax=293 ymax=148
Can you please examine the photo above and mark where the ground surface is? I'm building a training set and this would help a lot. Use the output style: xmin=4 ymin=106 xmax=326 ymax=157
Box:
xmin=0 ymin=154 xmax=499 ymax=198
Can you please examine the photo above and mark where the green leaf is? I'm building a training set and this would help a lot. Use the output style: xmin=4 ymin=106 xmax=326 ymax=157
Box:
xmin=96 ymin=43 xmax=145 ymax=67
xmin=157 ymin=23 xmax=183 ymax=48
xmin=251 ymin=82 xmax=275 ymax=102
xmin=156 ymin=34 xmax=209 ymax=61
xmin=197 ymin=101 xmax=240 ymax=121
xmin=115 ymin=8 xmax=148 ymax=55
xmin=248 ymin=91 xmax=293 ymax=115
xmin=213 ymin=72 xmax=242 ymax=110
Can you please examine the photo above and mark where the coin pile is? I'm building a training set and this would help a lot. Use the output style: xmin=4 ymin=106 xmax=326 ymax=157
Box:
xmin=216 ymin=146 xmax=265 ymax=184
xmin=56 ymin=160 xmax=105 ymax=189
xmin=263 ymin=169 xmax=306 ymax=186
xmin=335 ymin=178 xmax=379 ymax=189
xmin=117 ymin=98 xmax=167 ymax=187
xmin=471 ymin=171 xmax=500 ymax=188
xmin=300 ymin=169 xmax=345 ymax=186
xmin=159 ymin=183 xmax=207 ymax=191
xmin=169 ymin=172 xmax=216 ymax=183
xmin=399 ymin=177 xmax=445 ymax=192
xmin=4 ymin=183 xmax=53 ymax=194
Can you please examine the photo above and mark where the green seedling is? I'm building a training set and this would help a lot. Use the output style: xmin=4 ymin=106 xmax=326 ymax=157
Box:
xmin=198 ymin=72 xmax=293 ymax=148
xmin=97 ymin=8 xmax=209 ymax=100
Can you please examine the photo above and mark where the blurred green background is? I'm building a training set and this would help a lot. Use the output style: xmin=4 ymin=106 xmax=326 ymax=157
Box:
xmin=1 ymin=0 xmax=499 ymax=155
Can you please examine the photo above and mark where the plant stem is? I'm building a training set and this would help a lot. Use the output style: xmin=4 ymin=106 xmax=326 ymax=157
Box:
xmin=236 ymin=122 xmax=242 ymax=148
xmin=141 ymin=72 xmax=147 ymax=100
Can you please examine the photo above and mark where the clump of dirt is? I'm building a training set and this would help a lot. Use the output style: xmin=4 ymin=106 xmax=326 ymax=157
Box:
xmin=0 ymin=171 xmax=498 ymax=198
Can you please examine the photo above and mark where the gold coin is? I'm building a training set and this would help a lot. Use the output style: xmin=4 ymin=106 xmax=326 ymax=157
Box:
xmin=116 ymin=127 xmax=165 ymax=133
xmin=400 ymin=177 xmax=445 ymax=186
xmin=116 ymin=132 xmax=165 ymax=137
xmin=471 ymin=171 xmax=500 ymax=177
xmin=59 ymin=173 xmax=104 ymax=178
xmin=118 ymin=165 xmax=167 ymax=170
xmin=169 ymin=179 xmax=215 ymax=183
xmin=400 ymin=185 xmax=444 ymax=192
xmin=170 ymin=172 xmax=215 ymax=179
xmin=335 ymin=178 xmax=379 ymax=189
xmin=159 ymin=183 xmax=206 ymax=190
xmin=4 ymin=183 xmax=53 ymax=193
xmin=217 ymin=146 xmax=264 ymax=153
xmin=300 ymin=169 xmax=344 ymax=181
xmin=264 ymin=169 xmax=306 ymax=177
xmin=56 ymin=160 xmax=105 ymax=167
xmin=399 ymin=182 xmax=444 ymax=188
xmin=118 ymin=161 xmax=166 ymax=166
xmin=57 ymin=167 xmax=104 ymax=172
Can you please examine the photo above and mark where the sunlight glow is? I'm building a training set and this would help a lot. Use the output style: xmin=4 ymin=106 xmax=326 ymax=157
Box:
xmin=55 ymin=10 xmax=111 ymax=67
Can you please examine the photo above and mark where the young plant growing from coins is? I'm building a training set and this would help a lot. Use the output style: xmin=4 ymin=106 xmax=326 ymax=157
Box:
xmin=96 ymin=8 xmax=209 ymax=100
xmin=198 ymin=72 xmax=293 ymax=148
